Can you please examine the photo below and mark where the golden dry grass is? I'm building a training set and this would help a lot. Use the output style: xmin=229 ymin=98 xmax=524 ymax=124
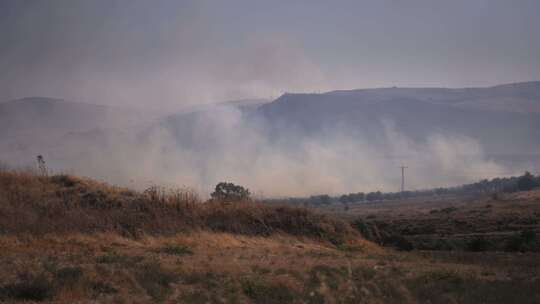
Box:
xmin=1 ymin=169 xmax=540 ymax=303
xmin=1 ymin=232 xmax=539 ymax=303
xmin=0 ymin=170 xmax=358 ymax=245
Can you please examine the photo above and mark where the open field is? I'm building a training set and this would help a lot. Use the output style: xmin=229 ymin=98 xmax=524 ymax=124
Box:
xmin=1 ymin=170 xmax=540 ymax=303
xmin=1 ymin=231 xmax=540 ymax=304
xmin=324 ymin=191 xmax=540 ymax=252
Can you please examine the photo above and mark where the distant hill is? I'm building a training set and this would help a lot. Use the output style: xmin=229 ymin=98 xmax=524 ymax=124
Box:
xmin=170 ymin=98 xmax=270 ymax=116
xmin=0 ymin=97 xmax=151 ymax=137
xmin=255 ymin=81 xmax=540 ymax=155
xmin=217 ymin=98 xmax=269 ymax=109
xmin=1 ymin=82 xmax=540 ymax=193
xmin=137 ymin=81 xmax=540 ymax=194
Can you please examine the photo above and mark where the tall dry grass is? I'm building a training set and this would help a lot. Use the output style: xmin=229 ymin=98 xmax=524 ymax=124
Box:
xmin=0 ymin=169 xmax=359 ymax=244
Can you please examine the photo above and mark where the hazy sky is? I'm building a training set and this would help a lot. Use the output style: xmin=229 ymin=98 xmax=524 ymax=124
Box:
xmin=1 ymin=0 xmax=539 ymax=110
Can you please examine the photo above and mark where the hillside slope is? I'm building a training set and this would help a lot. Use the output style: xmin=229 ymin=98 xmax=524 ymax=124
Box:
xmin=255 ymin=82 xmax=540 ymax=154
xmin=2 ymin=82 xmax=540 ymax=194
xmin=0 ymin=170 xmax=360 ymax=244
xmin=0 ymin=97 xmax=149 ymax=137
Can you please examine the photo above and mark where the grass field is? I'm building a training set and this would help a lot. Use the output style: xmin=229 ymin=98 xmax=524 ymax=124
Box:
xmin=1 ymin=169 xmax=539 ymax=303
xmin=325 ymin=190 xmax=540 ymax=252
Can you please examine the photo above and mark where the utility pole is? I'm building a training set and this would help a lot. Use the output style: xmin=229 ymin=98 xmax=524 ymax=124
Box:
xmin=399 ymin=166 xmax=407 ymax=193
xmin=37 ymin=155 xmax=48 ymax=177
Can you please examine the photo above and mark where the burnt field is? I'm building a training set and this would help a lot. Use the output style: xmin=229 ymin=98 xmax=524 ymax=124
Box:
xmin=325 ymin=191 xmax=540 ymax=252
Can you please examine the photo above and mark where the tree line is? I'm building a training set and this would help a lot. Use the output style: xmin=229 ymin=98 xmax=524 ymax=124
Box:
xmin=271 ymin=171 xmax=540 ymax=206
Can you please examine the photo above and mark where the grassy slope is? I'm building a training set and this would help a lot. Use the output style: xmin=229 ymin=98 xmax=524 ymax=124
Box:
xmin=0 ymin=170 xmax=358 ymax=244
xmin=1 ymin=170 xmax=539 ymax=303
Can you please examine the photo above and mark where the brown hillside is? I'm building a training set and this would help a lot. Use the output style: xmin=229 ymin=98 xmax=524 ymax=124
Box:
xmin=0 ymin=170 xmax=360 ymax=246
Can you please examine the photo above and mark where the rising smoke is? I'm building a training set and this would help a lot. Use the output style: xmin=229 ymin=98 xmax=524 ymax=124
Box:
xmin=2 ymin=103 xmax=507 ymax=198
xmin=1 ymin=1 xmax=532 ymax=197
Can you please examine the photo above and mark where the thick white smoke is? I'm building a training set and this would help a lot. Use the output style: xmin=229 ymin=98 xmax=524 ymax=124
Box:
xmin=4 ymin=104 xmax=508 ymax=198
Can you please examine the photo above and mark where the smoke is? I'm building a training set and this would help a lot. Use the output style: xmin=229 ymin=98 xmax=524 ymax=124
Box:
xmin=4 ymin=103 xmax=508 ymax=198
xmin=1 ymin=1 xmax=532 ymax=196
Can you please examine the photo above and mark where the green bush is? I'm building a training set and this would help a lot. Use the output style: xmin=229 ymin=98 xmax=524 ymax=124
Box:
xmin=211 ymin=182 xmax=250 ymax=202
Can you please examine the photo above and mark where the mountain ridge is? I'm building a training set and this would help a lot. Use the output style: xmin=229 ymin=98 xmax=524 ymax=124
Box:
xmin=1 ymin=81 xmax=540 ymax=190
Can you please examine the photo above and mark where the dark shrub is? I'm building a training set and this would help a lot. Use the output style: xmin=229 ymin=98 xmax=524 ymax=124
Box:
xmin=135 ymin=262 xmax=179 ymax=300
xmin=467 ymin=237 xmax=490 ymax=252
xmin=351 ymin=219 xmax=380 ymax=243
xmin=159 ymin=244 xmax=193 ymax=256
xmin=309 ymin=265 xmax=347 ymax=291
xmin=516 ymin=172 xmax=539 ymax=191
xmin=384 ymin=235 xmax=414 ymax=251
xmin=211 ymin=182 xmax=250 ymax=202
xmin=506 ymin=230 xmax=540 ymax=252
xmin=241 ymin=278 xmax=295 ymax=304
xmin=51 ymin=174 xmax=79 ymax=187
xmin=408 ymin=270 xmax=465 ymax=301
xmin=90 ymin=281 xmax=117 ymax=295
xmin=54 ymin=266 xmax=83 ymax=284
xmin=0 ymin=272 xmax=55 ymax=301
xmin=352 ymin=219 xmax=370 ymax=238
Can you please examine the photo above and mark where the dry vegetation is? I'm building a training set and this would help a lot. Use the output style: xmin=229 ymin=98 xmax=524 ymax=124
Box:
xmin=1 ymin=169 xmax=540 ymax=303
xmin=330 ymin=191 xmax=540 ymax=252
xmin=0 ymin=170 xmax=357 ymax=244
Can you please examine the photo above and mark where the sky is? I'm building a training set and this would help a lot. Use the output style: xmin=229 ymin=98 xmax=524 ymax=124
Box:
xmin=1 ymin=0 xmax=540 ymax=110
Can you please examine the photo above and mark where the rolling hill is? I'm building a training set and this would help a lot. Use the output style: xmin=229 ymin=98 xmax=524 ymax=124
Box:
xmin=255 ymin=81 xmax=540 ymax=154
xmin=1 ymin=82 xmax=540 ymax=192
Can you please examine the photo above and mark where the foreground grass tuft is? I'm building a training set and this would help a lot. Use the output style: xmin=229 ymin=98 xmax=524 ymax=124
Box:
xmin=135 ymin=262 xmax=179 ymax=301
xmin=159 ymin=244 xmax=193 ymax=256
xmin=241 ymin=277 xmax=296 ymax=304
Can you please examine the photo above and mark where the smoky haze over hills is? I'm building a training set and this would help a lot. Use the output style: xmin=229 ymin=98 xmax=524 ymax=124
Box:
xmin=1 ymin=82 xmax=539 ymax=197
xmin=2 ymin=0 xmax=540 ymax=196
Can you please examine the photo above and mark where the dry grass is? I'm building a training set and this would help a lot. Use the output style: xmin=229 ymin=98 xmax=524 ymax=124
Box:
xmin=0 ymin=169 xmax=358 ymax=245
xmin=1 ymin=169 xmax=539 ymax=303
xmin=0 ymin=232 xmax=538 ymax=303
xmin=330 ymin=190 xmax=540 ymax=251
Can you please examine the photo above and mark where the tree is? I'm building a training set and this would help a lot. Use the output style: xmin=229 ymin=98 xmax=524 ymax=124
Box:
xmin=516 ymin=172 xmax=539 ymax=191
xmin=307 ymin=194 xmax=331 ymax=205
xmin=211 ymin=182 xmax=250 ymax=202
xmin=366 ymin=191 xmax=383 ymax=201
xmin=348 ymin=192 xmax=365 ymax=203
